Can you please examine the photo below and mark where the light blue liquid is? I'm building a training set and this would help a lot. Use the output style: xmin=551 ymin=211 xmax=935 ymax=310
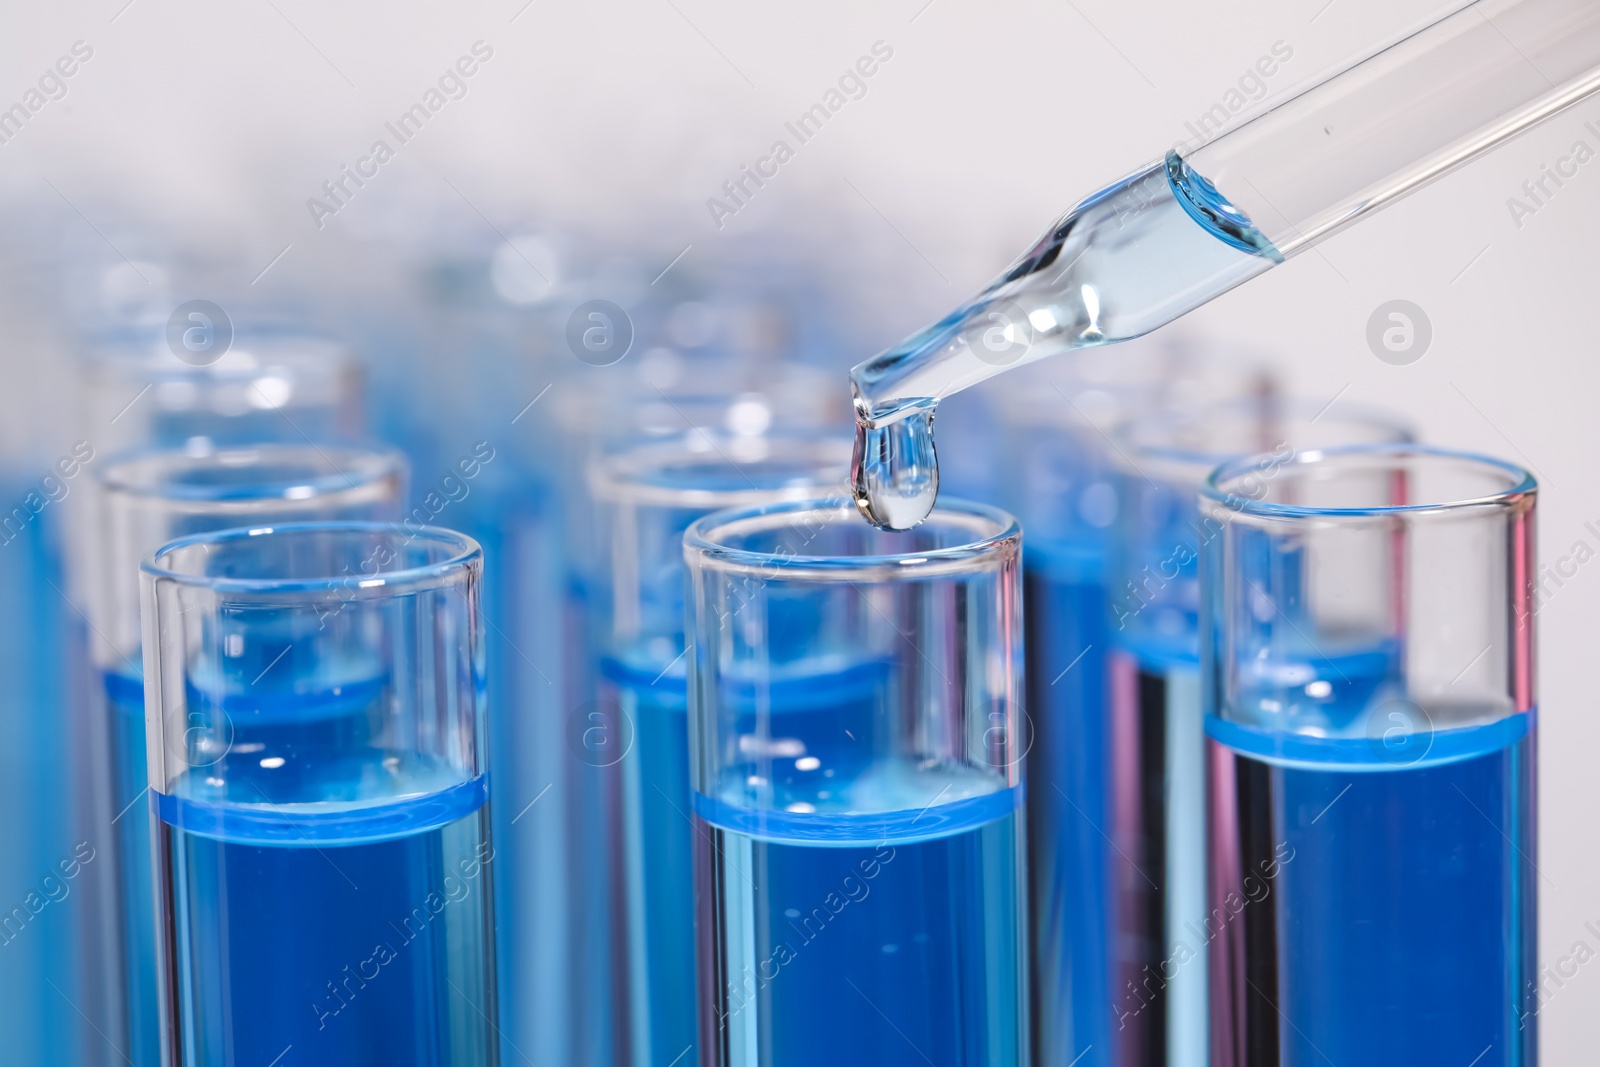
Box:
xmin=0 ymin=504 xmax=85 ymax=1066
xmin=1023 ymin=546 xmax=1110 ymax=1067
xmin=563 ymin=574 xmax=626 ymax=1067
xmin=1108 ymin=638 xmax=1398 ymax=1065
xmin=607 ymin=653 xmax=697 ymax=1067
xmin=609 ymin=655 xmax=887 ymax=1067
xmin=362 ymin=303 xmax=586 ymax=1067
xmin=106 ymin=659 xmax=397 ymax=1066
xmin=1104 ymin=640 xmax=1208 ymax=1067
xmin=696 ymin=764 xmax=1026 ymax=1066
xmin=159 ymin=776 xmax=494 ymax=1066
xmin=1207 ymin=712 xmax=1536 ymax=1065
xmin=106 ymin=669 xmax=161 ymax=1067
xmin=477 ymin=506 xmax=581 ymax=1067
xmin=150 ymin=668 xmax=497 ymax=1066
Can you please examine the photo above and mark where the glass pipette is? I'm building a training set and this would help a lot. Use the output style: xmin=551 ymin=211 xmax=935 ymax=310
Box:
xmin=851 ymin=0 xmax=1600 ymax=528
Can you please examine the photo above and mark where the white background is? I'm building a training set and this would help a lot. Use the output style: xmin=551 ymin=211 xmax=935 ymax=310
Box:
xmin=0 ymin=0 xmax=1594 ymax=1057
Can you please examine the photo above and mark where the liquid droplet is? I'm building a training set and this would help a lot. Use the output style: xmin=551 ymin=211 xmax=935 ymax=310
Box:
xmin=851 ymin=405 xmax=939 ymax=530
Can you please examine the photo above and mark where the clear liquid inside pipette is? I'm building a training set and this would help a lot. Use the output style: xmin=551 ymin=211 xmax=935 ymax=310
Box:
xmin=852 ymin=0 xmax=1600 ymax=530
xmin=851 ymin=155 xmax=1280 ymax=529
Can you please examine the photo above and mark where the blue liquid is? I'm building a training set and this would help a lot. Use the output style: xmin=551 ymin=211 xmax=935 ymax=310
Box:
xmin=563 ymin=575 xmax=626 ymax=1067
xmin=363 ymin=306 xmax=588 ymax=1067
xmin=477 ymin=506 xmax=582 ymax=1067
xmin=1207 ymin=713 xmax=1537 ymax=1065
xmin=608 ymin=654 xmax=887 ymax=1067
xmin=158 ymin=772 xmax=494 ymax=1067
xmin=1023 ymin=548 xmax=1110 ymax=1067
xmin=1104 ymin=644 xmax=1208 ymax=1067
xmin=106 ymin=669 xmax=161 ymax=1067
xmin=0 ymin=504 xmax=86 ymax=1066
xmin=106 ymin=657 xmax=393 ymax=1065
xmin=149 ymin=666 xmax=497 ymax=1066
xmin=607 ymin=652 xmax=696 ymax=1067
xmin=696 ymin=766 xmax=1026 ymax=1066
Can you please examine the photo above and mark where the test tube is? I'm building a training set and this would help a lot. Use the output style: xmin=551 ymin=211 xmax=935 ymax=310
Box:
xmin=82 ymin=330 xmax=364 ymax=455
xmin=0 ymin=420 xmax=86 ymax=1066
xmin=92 ymin=444 xmax=405 ymax=1066
xmin=589 ymin=432 xmax=852 ymax=1067
xmin=986 ymin=342 xmax=1272 ymax=1067
xmin=1200 ymin=445 xmax=1537 ymax=1065
xmin=65 ymin=338 xmax=369 ymax=1065
xmin=543 ymin=369 xmax=845 ymax=1067
xmin=685 ymin=498 xmax=1027 ymax=1066
xmin=1106 ymin=400 xmax=1410 ymax=1067
xmin=355 ymin=231 xmax=583 ymax=1067
xmin=139 ymin=522 xmax=496 ymax=1065
xmin=0 ymin=228 xmax=90 ymax=1063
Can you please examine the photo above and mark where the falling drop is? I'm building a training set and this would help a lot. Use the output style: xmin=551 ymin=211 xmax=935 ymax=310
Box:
xmin=851 ymin=404 xmax=939 ymax=530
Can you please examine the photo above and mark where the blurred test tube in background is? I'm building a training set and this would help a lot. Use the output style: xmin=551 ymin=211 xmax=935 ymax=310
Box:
xmin=89 ymin=442 xmax=405 ymax=1065
xmin=980 ymin=337 xmax=1274 ymax=1067
xmin=1105 ymin=398 xmax=1412 ymax=1066
xmin=0 ymin=213 xmax=94 ymax=1067
xmin=64 ymin=321 xmax=376 ymax=1064
xmin=589 ymin=431 xmax=851 ymax=1066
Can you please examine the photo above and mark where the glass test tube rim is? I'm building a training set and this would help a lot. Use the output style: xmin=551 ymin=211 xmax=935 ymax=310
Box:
xmin=684 ymin=496 xmax=1020 ymax=583
xmin=986 ymin=345 xmax=1276 ymax=436
xmin=84 ymin=331 xmax=356 ymax=383
xmin=99 ymin=441 xmax=406 ymax=505
xmin=81 ymin=331 xmax=365 ymax=444
xmin=1201 ymin=440 xmax=1537 ymax=521
xmin=1113 ymin=396 xmax=1416 ymax=487
xmin=142 ymin=519 xmax=481 ymax=598
xmin=85 ymin=326 xmax=351 ymax=352
xmin=550 ymin=360 xmax=842 ymax=437
xmin=587 ymin=430 xmax=853 ymax=510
